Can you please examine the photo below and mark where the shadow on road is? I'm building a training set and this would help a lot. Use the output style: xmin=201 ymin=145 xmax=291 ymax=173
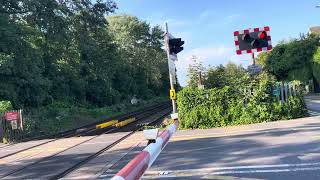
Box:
xmin=146 ymin=122 xmax=320 ymax=180
xmin=2 ymin=121 xmax=320 ymax=180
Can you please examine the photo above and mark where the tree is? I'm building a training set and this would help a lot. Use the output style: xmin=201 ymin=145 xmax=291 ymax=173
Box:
xmin=0 ymin=4 xmax=50 ymax=108
xmin=205 ymin=65 xmax=225 ymax=88
xmin=107 ymin=15 xmax=169 ymax=99
xmin=264 ymin=34 xmax=319 ymax=82
xmin=204 ymin=62 xmax=247 ymax=89
xmin=224 ymin=62 xmax=247 ymax=87
xmin=256 ymin=52 xmax=270 ymax=67
xmin=186 ymin=55 xmax=205 ymax=88
xmin=0 ymin=0 xmax=119 ymax=108
xmin=0 ymin=2 xmax=170 ymax=109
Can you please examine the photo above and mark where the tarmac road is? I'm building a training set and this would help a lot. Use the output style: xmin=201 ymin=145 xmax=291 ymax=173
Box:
xmin=144 ymin=116 xmax=320 ymax=180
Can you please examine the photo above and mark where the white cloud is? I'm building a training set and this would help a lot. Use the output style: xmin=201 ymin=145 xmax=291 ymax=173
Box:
xmin=175 ymin=46 xmax=232 ymax=86
xmin=230 ymin=54 xmax=251 ymax=66
xmin=199 ymin=10 xmax=216 ymax=20
xmin=223 ymin=14 xmax=241 ymax=24
xmin=175 ymin=46 xmax=255 ymax=86
xmin=144 ymin=13 xmax=192 ymax=30
xmin=178 ymin=46 xmax=232 ymax=67
xmin=165 ymin=19 xmax=192 ymax=28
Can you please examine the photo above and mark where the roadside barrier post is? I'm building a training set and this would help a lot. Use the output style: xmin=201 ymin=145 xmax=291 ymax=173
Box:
xmin=111 ymin=113 xmax=179 ymax=180
xmin=111 ymin=23 xmax=182 ymax=180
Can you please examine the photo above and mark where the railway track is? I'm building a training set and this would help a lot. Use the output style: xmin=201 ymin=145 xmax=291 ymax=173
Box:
xmin=53 ymin=107 xmax=171 ymax=179
xmin=22 ymin=101 xmax=170 ymax=140
xmin=0 ymin=101 xmax=169 ymax=160
xmin=0 ymin=102 xmax=172 ymax=179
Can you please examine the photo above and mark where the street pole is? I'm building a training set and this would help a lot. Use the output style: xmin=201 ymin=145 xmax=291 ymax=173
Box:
xmin=165 ymin=23 xmax=177 ymax=114
xmin=199 ymin=71 xmax=202 ymax=86
xmin=252 ymin=52 xmax=255 ymax=65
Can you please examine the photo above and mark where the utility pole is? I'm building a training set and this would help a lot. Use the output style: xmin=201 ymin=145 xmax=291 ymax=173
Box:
xmin=199 ymin=71 xmax=202 ymax=85
xmin=252 ymin=53 xmax=255 ymax=65
xmin=198 ymin=71 xmax=204 ymax=89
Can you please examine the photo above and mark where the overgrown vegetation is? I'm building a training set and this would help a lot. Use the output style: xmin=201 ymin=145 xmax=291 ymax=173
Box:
xmin=179 ymin=34 xmax=319 ymax=129
xmin=178 ymin=71 xmax=307 ymax=129
xmin=0 ymin=101 xmax=12 ymax=114
xmin=0 ymin=1 xmax=169 ymax=109
xmin=180 ymin=55 xmax=307 ymax=129
xmin=0 ymin=1 xmax=171 ymax=137
xmin=23 ymin=97 xmax=167 ymax=138
xmin=257 ymin=34 xmax=320 ymax=85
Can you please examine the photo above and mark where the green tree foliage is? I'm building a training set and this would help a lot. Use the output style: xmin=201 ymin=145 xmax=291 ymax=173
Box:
xmin=186 ymin=55 xmax=205 ymax=88
xmin=0 ymin=2 xmax=50 ymax=108
xmin=204 ymin=65 xmax=226 ymax=88
xmin=180 ymin=60 xmax=306 ymax=129
xmin=107 ymin=15 xmax=169 ymax=99
xmin=205 ymin=63 xmax=248 ymax=89
xmin=0 ymin=1 xmax=169 ymax=110
xmin=264 ymin=34 xmax=319 ymax=82
xmin=177 ymin=72 xmax=306 ymax=129
xmin=0 ymin=101 xmax=12 ymax=114
xmin=312 ymin=47 xmax=320 ymax=86
xmin=256 ymin=51 xmax=270 ymax=67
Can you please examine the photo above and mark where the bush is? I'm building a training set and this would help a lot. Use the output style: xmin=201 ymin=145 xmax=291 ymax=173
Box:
xmin=0 ymin=101 xmax=13 ymax=114
xmin=177 ymin=74 xmax=307 ymax=129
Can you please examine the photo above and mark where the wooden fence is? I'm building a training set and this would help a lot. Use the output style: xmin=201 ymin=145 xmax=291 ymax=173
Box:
xmin=243 ymin=82 xmax=301 ymax=104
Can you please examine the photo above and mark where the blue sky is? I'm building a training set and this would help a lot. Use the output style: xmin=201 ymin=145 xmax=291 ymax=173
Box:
xmin=113 ymin=0 xmax=320 ymax=86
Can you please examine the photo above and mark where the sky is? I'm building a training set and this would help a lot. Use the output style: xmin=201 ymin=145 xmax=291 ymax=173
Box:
xmin=113 ymin=0 xmax=320 ymax=86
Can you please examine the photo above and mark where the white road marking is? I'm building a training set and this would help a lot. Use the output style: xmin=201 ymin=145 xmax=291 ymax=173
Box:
xmin=149 ymin=162 xmax=320 ymax=172
xmin=209 ymin=166 xmax=320 ymax=175
xmin=145 ymin=162 xmax=320 ymax=177
xmin=305 ymin=99 xmax=320 ymax=103
xmin=308 ymin=110 xmax=320 ymax=116
xmin=171 ymin=126 xmax=320 ymax=142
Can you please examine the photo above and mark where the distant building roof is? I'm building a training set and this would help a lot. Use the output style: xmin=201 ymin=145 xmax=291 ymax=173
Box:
xmin=309 ymin=26 xmax=320 ymax=35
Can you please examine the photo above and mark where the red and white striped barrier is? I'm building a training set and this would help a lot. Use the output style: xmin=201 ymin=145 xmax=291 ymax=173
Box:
xmin=111 ymin=117 xmax=179 ymax=180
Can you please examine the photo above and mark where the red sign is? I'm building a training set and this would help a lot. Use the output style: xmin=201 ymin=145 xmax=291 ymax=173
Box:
xmin=4 ymin=112 xmax=20 ymax=121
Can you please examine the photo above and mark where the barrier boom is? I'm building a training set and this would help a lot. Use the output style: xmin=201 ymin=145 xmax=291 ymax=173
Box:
xmin=111 ymin=116 xmax=178 ymax=180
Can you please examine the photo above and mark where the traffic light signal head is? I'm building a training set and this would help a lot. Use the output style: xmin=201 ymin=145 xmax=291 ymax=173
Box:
xmin=234 ymin=26 xmax=272 ymax=55
xmin=258 ymin=31 xmax=267 ymax=40
xmin=169 ymin=38 xmax=184 ymax=54
xmin=242 ymin=33 xmax=252 ymax=43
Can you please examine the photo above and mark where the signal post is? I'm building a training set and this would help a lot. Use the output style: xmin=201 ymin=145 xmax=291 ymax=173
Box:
xmin=234 ymin=26 xmax=272 ymax=74
xmin=164 ymin=23 xmax=184 ymax=114
xmin=111 ymin=23 xmax=184 ymax=180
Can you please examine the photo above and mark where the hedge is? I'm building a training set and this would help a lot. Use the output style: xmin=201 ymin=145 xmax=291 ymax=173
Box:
xmin=177 ymin=86 xmax=307 ymax=129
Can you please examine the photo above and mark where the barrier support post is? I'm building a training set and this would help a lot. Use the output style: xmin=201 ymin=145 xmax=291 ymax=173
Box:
xmin=111 ymin=113 xmax=179 ymax=180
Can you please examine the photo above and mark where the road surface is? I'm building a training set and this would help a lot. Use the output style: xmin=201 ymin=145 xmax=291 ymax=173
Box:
xmin=305 ymin=95 xmax=320 ymax=116
xmin=142 ymin=116 xmax=320 ymax=180
xmin=102 ymin=96 xmax=320 ymax=180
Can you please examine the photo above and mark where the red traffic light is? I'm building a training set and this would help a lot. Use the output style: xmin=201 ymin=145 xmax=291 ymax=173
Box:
xmin=258 ymin=31 xmax=267 ymax=40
